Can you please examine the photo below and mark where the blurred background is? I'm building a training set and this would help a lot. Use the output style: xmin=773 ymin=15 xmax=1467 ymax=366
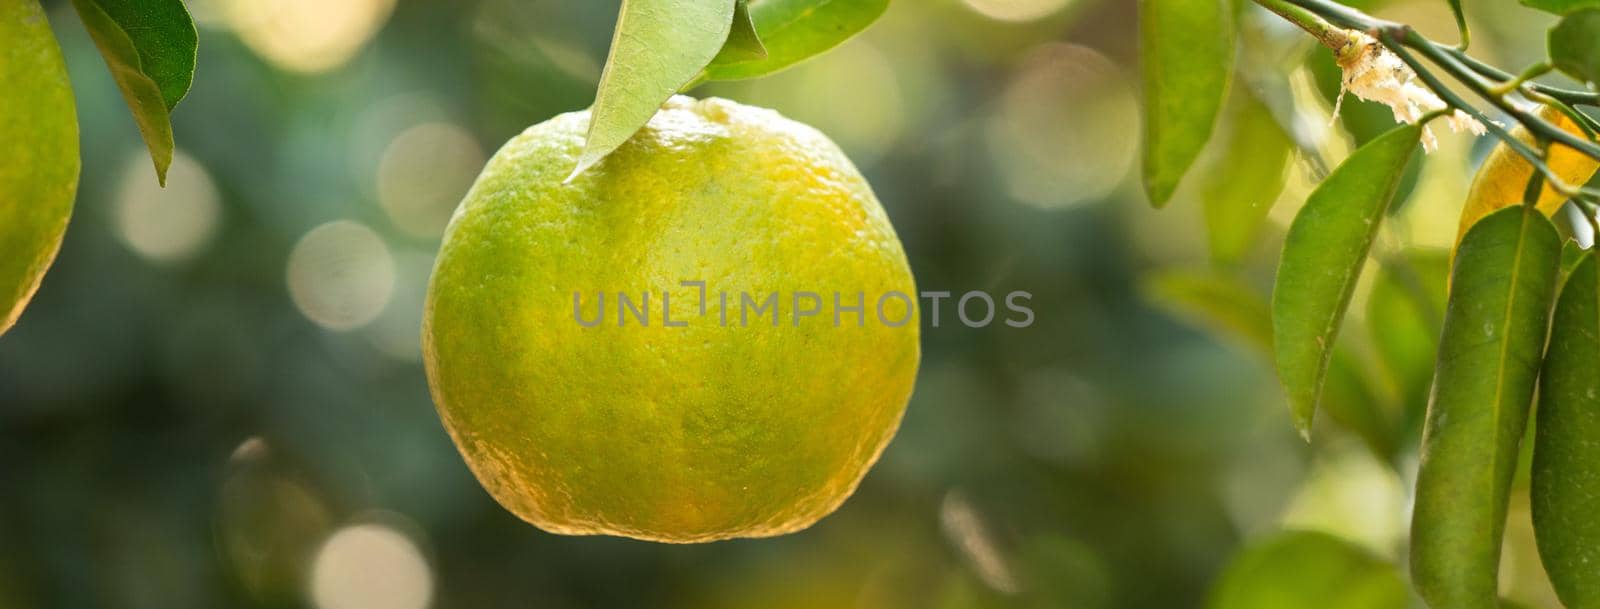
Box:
xmin=0 ymin=0 xmax=1582 ymax=607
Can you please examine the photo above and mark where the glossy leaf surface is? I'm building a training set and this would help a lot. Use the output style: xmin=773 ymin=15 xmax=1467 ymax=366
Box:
xmin=700 ymin=0 xmax=888 ymax=81
xmin=1272 ymin=125 xmax=1420 ymax=436
xmin=1532 ymin=251 xmax=1600 ymax=609
xmin=1412 ymin=206 xmax=1561 ymax=609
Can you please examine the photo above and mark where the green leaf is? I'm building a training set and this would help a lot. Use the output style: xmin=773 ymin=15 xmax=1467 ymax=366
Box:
xmin=1522 ymin=0 xmax=1600 ymax=15
xmin=710 ymin=0 xmax=767 ymax=65
xmin=1144 ymin=271 xmax=1395 ymax=458
xmin=70 ymin=0 xmax=196 ymax=185
xmin=1201 ymin=89 xmax=1293 ymax=265
xmin=1272 ymin=124 xmax=1421 ymax=437
xmin=568 ymin=0 xmax=736 ymax=180
xmin=74 ymin=0 xmax=195 ymax=109
xmin=1411 ymin=206 xmax=1562 ymax=609
xmin=1207 ymin=530 xmax=1408 ymax=609
xmin=1549 ymin=8 xmax=1600 ymax=85
xmin=1366 ymin=249 xmax=1448 ymax=446
xmin=1140 ymin=0 xmax=1235 ymax=207
xmin=1532 ymin=251 xmax=1600 ymax=609
xmin=1560 ymin=239 xmax=1587 ymax=281
xmin=1 ymin=0 xmax=81 ymax=336
xmin=700 ymin=0 xmax=889 ymax=82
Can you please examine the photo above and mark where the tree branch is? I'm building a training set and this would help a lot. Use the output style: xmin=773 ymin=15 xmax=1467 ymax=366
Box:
xmin=1252 ymin=0 xmax=1347 ymax=50
xmin=1252 ymin=0 xmax=1600 ymax=197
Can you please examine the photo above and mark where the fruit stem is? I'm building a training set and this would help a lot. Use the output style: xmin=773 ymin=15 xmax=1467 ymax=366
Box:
xmin=1442 ymin=47 xmax=1600 ymax=107
xmin=1402 ymin=29 xmax=1600 ymax=160
xmin=1382 ymin=30 xmax=1591 ymax=198
xmin=1488 ymin=62 xmax=1552 ymax=98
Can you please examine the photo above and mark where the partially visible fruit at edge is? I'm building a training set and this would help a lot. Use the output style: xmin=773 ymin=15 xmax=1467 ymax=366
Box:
xmin=1 ymin=0 xmax=80 ymax=336
xmin=1456 ymin=106 xmax=1599 ymax=247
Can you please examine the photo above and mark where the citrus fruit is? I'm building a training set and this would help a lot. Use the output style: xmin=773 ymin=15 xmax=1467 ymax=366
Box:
xmin=1 ymin=0 xmax=80 ymax=336
xmin=423 ymin=96 xmax=920 ymax=543
xmin=1455 ymin=105 xmax=1599 ymax=245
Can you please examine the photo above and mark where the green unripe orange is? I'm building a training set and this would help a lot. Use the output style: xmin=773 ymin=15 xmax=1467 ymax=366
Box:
xmin=1 ymin=0 xmax=79 ymax=335
xmin=423 ymin=96 xmax=920 ymax=543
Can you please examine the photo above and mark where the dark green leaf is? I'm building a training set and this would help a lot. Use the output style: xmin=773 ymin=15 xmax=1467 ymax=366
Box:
xmin=1144 ymin=271 xmax=1395 ymax=458
xmin=700 ymin=0 xmax=888 ymax=82
xmin=1522 ymin=0 xmax=1600 ymax=15
xmin=1532 ymin=251 xmax=1600 ymax=609
xmin=1549 ymin=8 xmax=1600 ymax=84
xmin=711 ymin=0 xmax=767 ymax=65
xmin=1412 ymin=206 xmax=1562 ymax=609
xmin=70 ymin=0 xmax=196 ymax=184
xmin=1272 ymin=124 xmax=1421 ymax=437
xmin=1201 ymin=89 xmax=1293 ymax=265
xmin=1140 ymin=0 xmax=1235 ymax=207
xmin=1207 ymin=530 xmax=1408 ymax=609
xmin=74 ymin=0 xmax=195 ymax=109
xmin=1366 ymin=249 xmax=1448 ymax=446
xmin=568 ymin=0 xmax=736 ymax=180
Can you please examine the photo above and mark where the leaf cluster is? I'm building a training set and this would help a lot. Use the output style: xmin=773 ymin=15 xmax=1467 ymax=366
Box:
xmin=1144 ymin=1 xmax=1600 ymax=606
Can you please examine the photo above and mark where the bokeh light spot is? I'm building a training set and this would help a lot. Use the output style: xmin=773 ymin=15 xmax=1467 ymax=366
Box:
xmin=1280 ymin=447 xmax=1406 ymax=554
xmin=220 ymin=438 xmax=335 ymax=602
xmin=311 ymin=524 xmax=432 ymax=609
xmin=986 ymin=43 xmax=1138 ymax=209
xmin=377 ymin=123 xmax=485 ymax=239
xmin=221 ymin=0 xmax=397 ymax=73
xmin=287 ymin=221 xmax=396 ymax=331
xmin=114 ymin=150 xmax=222 ymax=264
xmin=962 ymin=0 xmax=1074 ymax=22
xmin=735 ymin=40 xmax=905 ymax=165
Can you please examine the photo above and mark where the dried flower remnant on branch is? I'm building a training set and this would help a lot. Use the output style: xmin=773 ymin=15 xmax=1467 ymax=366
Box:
xmin=1334 ymin=30 xmax=1485 ymax=152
